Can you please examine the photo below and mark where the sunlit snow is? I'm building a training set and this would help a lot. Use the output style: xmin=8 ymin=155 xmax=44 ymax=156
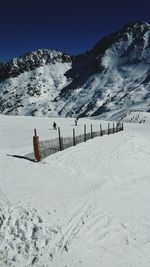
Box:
xmin=0 ymin=113 xmax=150 ymax=266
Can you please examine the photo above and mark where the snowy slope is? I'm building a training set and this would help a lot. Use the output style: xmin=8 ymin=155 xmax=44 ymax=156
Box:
xmin=1 ymin=113 xmax=150 ymax=266
xmin=0 ymin=62 xmax=71 ymax=116
xmin=0 ymin=49 xmax=72 ymax=116
xmin=1 ymin=22 xmax=150 ymax=117
xmin=57 ymin=22 xmax=150 ymax=117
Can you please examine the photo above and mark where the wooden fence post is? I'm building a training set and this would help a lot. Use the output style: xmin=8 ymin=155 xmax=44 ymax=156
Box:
xmin=58 ymin=127 xmax=63 ymax=151
xmin=113 ymin=123 xmax=115 ymax=134
xmin=73 ymin=128 xmax=76 ymax=146
xmin=91 ymin=124 xmax=93 ymax=139
xmin=116 ymin=122 xmax=118 ymax=133
xmin=100 ymin=124 xmax=103 ymax=136
xmin=84 ymin=124 xmax=86 ymax=142
xmin=33 ymin=129 xmax=41 ymax=161
xmin=108 ymin=122 xmax=110 ymax=135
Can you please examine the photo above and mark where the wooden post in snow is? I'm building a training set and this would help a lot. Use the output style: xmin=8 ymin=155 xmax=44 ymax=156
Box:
xmin=84 ymin=124 xmax=86 ymax=142
xmin=116 ymin=122 xmax=118 ymax=133
xmin=100 ymin=124 xmax=103 ymax=136
xmin=73 ymin=128 xmax=76 ymax=146
xmin=58 ymin=127 xmax=63 ymax=151
xmin=33 ymin=129 xmax=41 ymax=161
xmin=108 ymin=122 xmax=110 ymax=135
xmin=91 ymin=124 xmax=93 ymax=139
xmin=113 ymin=123 xmax=115 ymax=134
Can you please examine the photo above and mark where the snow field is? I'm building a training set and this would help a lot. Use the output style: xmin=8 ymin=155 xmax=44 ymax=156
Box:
xmin=0 ymin=114 xmax=150 ymax=266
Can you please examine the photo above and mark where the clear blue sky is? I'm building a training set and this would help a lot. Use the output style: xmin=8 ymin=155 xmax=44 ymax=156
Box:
xmin=1 ymin=0 xmax=150 ymax=62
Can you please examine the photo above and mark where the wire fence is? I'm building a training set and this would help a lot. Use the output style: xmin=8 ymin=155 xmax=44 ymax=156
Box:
xmin=31 ymin=122 xmax=124 ymax=161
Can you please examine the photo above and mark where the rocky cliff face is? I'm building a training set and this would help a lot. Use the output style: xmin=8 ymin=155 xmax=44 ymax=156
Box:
xmin=0 ymin=49 xmax=72 ymax=116
xmin=0 ymin=49 xmax=72 ymax=80
xmin=1 ymin=21 xmax=150 ymax=118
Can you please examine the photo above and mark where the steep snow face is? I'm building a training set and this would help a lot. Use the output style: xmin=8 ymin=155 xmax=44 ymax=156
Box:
xmin=56 ymin=22 xmax=150 ymax=117
xmin=1 ymin=22 xmax=150 ymax=117
xmin=0 ymin=62 xmax=72 ymax=116
xmin=0 ymin=49 xmax=72 ymax=116
xmin=0 ymin=49 xmax=72 ymax=80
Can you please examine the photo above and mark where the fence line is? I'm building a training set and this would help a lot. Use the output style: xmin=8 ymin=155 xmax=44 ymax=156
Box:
xmin=32 ymin=122 xmax=123 ymax=161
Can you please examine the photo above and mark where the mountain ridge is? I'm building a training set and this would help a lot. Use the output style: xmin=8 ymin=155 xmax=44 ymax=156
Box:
xmin=1 ymin=21 xmax=150 ymax=118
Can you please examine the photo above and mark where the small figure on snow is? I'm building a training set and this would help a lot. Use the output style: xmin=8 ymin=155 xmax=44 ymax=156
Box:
xmin=116 ymin=121 xmax=120 ymax=129
xmin=53 ymin=121 xmax=57 ymax=130
xmin=75 ymin=117 xmax=79 ymax=126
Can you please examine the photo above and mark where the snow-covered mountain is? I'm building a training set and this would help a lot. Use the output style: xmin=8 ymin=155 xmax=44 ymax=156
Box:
xmin=1 ymin=21 xmax=150 ymax=117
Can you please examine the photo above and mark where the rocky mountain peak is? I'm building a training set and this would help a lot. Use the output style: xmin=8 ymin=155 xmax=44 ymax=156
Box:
xmin=0 ymin=49 xmax=72 ymax=80
xmin=91 ymin=21 xmax=150 ymax=57
xmin=121 ymin=21 xmax=150 ymax=33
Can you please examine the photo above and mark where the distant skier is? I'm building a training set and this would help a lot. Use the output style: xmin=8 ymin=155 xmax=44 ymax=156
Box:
xmin=116 ymin=121 xmax=120 ymax=129
xmin=75 ymin=117 xmax=79 ymax=126
xmin=75 ymin=119 xmax=77 ymax=126
xmin=53 ymin=121 xmax=57 ymax=130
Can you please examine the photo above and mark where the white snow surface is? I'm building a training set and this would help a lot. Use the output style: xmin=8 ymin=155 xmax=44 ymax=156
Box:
xmin=0 ymin=113 xmax=150 ymax=266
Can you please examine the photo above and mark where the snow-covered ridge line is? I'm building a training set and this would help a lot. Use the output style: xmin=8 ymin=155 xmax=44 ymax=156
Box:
xmin=0 ymin=49 xmax=72 ymax=80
